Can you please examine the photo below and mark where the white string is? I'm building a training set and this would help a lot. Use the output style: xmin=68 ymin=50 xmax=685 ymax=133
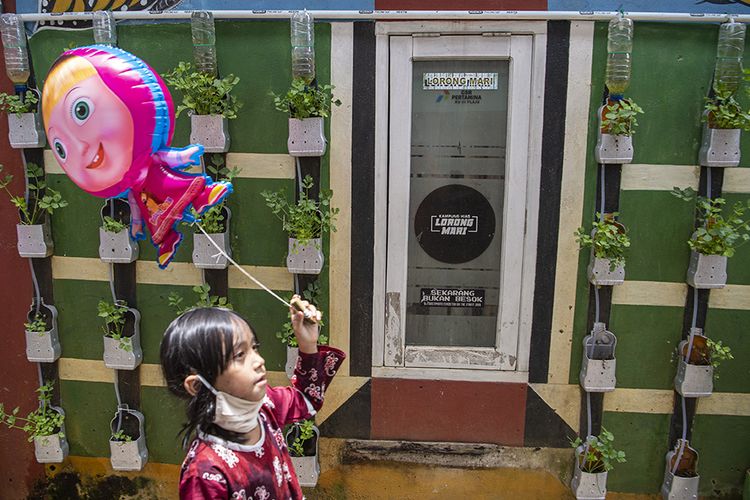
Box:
xmin=108 ymin=263 xmax=117 ymax=303
xmin=195 ymin=223 xmax=292 ymax=309
xmin=707 ymin=167 xmax=712 ymax=199
xmin=113 ymin=369 xmax=123 ymax=433
xmin=37 ymin=363 xmax=44 ymax=409
xmin=29 ymin=258 xmax=41 ymax=316
xmin=594 ymin=286 xmax=600 ymax=324
xmin=296 ymin=157 xmax=303 ymax=193
xmin=586 ymin=391 xmax=592 ymax=438
xmin=599 ymin=165 xmax=605 ymax=221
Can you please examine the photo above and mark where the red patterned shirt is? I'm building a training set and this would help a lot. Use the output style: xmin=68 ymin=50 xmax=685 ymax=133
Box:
xmin=178 ymin=347 xmax=345 ymax=500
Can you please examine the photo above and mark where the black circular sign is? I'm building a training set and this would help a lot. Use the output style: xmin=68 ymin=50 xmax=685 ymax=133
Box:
xmin=414 ymin=184 xmax=495 ymax=264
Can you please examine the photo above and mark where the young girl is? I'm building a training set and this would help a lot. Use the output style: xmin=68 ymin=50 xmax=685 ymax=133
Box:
xmin=160 ymin=296 xmax=345 ymax=499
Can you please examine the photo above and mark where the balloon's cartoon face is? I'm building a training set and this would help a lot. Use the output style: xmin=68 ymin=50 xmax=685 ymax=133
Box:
xmin=46 ymin=73 xmax=134 ymax=194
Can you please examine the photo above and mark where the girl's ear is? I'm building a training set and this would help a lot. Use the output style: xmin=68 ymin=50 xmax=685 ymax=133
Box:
xmin=183 ymin=374 xmax=201 ymax=396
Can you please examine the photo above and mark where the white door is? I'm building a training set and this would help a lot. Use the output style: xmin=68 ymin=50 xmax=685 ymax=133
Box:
xmin=384 ymin=34 xmax=533 ymax=371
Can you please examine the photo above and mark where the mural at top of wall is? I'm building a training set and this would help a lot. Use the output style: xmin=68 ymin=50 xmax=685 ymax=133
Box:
xmin=42 ymin=44 xmax=232 ymax=268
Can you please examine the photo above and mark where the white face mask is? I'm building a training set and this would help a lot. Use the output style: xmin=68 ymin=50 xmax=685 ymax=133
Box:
xmin=195 ymin=374 xmax=262 ymax=434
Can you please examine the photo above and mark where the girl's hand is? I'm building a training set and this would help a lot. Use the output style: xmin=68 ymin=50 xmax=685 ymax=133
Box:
xmin=290 ymin=295 xmax=322 ymax=354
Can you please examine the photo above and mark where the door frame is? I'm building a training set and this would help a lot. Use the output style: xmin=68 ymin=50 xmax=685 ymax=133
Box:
xmin=372 ymin=21 xmax=547 ymax=382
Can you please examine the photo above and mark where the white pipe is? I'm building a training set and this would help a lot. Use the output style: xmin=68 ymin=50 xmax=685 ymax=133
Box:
xmin=17 ymin=10 xmax=749 ymax=24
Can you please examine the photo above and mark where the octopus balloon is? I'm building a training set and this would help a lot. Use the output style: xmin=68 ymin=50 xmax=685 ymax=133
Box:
xmin=42 ymin=45 xmax=232 ymax=268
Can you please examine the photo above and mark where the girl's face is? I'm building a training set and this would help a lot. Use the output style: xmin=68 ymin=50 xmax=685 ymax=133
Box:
xmin=214 ymin=320 xmax=267 ymax=402
xmin=46 ymin=73 xmax=134 ymax=194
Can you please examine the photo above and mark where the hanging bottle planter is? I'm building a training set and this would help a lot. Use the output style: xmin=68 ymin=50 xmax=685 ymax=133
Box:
xmin=285 ymin=346 xmax=299 ymax=379
xmin=288 ymin=117 xmax=326 ymax=157
xmin=686 ymin=246 xmax=727 ymax=289
xmin=190 ymin=114 xmax=230 ymax=153
xmin=7 ymin=109 xmax=45 ymax=149
xmin=98 ymin=200 xmax=138 ymax=264
xmin=24 ymin=302 xmax=60 ymax=363
xmin=660 ymin=439 xmax=700 ymax=500
xmin=17 ymin=217 xmax=53 ymax=258
xmin=287 ymin=238 xmax=324 ymax=275
xmin=674 ymin=329 xmax=713 ymax=397
xmin=699 ymin=121 xmax=740 ymax=168
xmin=286 ymin=421 xmax=320 ymax=487
xmin=579 ymin=322 xmax=617 ymax=392
xmin=594 ymin=101 xmax=634 ymax=165
xmin=570 ymin=443 xmax=608 ymax=500
xmin=100 ymin=303 xmax=143 ymax=370
xmin=109 ymin=405 xmax=148 ymax=471
xmin=34 ymin=406 xmax=69 ymax=464
xmin=193 ymin=206 xmax=232 ymax=269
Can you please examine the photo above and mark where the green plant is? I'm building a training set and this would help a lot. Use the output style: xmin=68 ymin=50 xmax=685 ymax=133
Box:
xmin=672 ymin=187 xmax=750 ymax=257
xmin=575 ymin=214 xmax=630 ymax=270
xmin=571 ymin=428 xmax=626 ymax=473
xmin=163 ymin=61 xmax=242 ymax=119
xmin=97 ymin=300 xmax=132 ymax=352
xmin=0 ymin=382 xmax=65 ymax=442
xmin=186 ymin=156 xmax=239 ymax=234
xmin=271 ymin=77 xmax=342 ymax=119
xmin=706 ymin=338 xmax=733 ymax=379
xmin=0 ymin=163 xmax=68 ymax=225
xmin=289 ymin=419 xmax=316 ymax=457
xmin=111 ymin=429 xmax=133 ymax=443
xmin=261 ymin=175 xmax=339 ymax=249
xmin=601 ymin=98 xmax=644 ymax=136
xmin=24 ymin=313 xmax=47 ymax=334
xmin=102 ymin=216 xmax=128 ymax=234
xmin=703 ymin=89 xmax=750 ymax=130
xmin=168 ymin=283 xmax=233 ymax=315
xmin=0 ymin=91 xmax=38 ymax=116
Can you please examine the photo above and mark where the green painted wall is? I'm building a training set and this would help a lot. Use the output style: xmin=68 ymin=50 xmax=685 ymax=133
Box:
xmin=29 ymin=20 xmax=332 ymax=467
xmin=570 ymin=22 xmax=750 ymax=495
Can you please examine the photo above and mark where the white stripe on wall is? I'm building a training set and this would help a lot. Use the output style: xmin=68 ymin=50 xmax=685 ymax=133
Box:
xmin=548 ymin=20 xmax=595 ymax=385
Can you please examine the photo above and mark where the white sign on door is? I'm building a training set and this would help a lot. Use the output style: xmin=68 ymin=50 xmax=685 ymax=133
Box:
xmin=423 ymin=72 xmax=498 ymax=90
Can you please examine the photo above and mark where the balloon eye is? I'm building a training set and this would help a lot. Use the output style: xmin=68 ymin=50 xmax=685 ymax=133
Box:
xmin=71 ymin=98 xmax=93 ymax=124
xmin=54 ymin=140 xmax=66 ymax=160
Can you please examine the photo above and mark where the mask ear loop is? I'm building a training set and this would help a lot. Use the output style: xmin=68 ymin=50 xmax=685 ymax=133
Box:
xmin=194 ymin=373 xmax=220 ymax=397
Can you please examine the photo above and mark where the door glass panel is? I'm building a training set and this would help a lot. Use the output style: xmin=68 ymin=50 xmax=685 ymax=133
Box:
xmin=405 ymin=59 xmax=509 ymax=348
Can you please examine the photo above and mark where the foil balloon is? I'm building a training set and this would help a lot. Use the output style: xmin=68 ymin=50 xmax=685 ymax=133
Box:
xmin=42 ymin=45 xmax=232 ymax=269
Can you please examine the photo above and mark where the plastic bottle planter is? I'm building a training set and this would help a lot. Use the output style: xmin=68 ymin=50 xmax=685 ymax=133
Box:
xmin=25 ymin=303 xmax=61 ymax=363
xmin=34 ymin=407 xmax=69 ymax=463
xmin=660 ymin=440 xmax=700 ymax=500
xmin=586 ymin=226 xmax=626 ymax=286
xmin=287 ymin=238 xmax=324 ymax=275
xmin=99 ymin=223 xmax=139 ymax=264
xmin=288 ymin=117 xmax=326 ymax=157
xmin=579 ymin=323 xmax=617 ymax=392
xmin=103 ymin=308 xmax=143 ymax=370
xmin=686 ymin=248 xmax=727 ymax=289
xmin=674 ymin=330 xmax=713 ymax=398
xmin=286 ymin=424 xmax=320 ymax=487
xmin=698 ymin=123 xmax=740 ymax=168
xmin=193 ymin=207 xmax=231 ymax=269
xmin=285 ymin=346 xmax=299 ymax=379
xmin=7 ymin=112 xmax=46 ymax=149
xmin=594 ymin=104 xmax=633 ymax=165
xmin=190 ymin=114 xmax=230 ymax=153
xmin=17 ymin=219 xmax=53 ymax=258
xmin=570 ymin=445 xmax=608 ymax=500
xmin=109 ymin=406 xmax=148 ymax=471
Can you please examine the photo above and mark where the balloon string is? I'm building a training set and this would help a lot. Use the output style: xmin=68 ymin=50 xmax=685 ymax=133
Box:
xmin=195 ymin=222 xmax=292 ymax=309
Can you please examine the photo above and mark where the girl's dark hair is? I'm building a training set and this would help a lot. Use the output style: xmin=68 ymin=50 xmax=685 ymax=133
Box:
xmin=159 ymin=307 xmax=256 ymax=446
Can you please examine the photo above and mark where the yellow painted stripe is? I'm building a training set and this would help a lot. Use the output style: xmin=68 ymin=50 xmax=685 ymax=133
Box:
xmin=228 ymin=265 xmax=293 ymax=291
xmin=723 ymin=167 xmax=750 ymax=193
xmin=51 ymin=256 xmax=292 ymax=291
xmin=44 ymin=150 xmax=295 ymax=180
xmin=227 ymin=153 xmax=295 ymax=179
xmin=548 ymin=21 xmax=595 ymax=385
xmin=611 ymin=280 xmax=687 ymax=308
xmin=59 ymin=356 xmax=360 ymax=424
xmin=531 ymin=383 xmax=750 ymax=430
xmin=620 ymin=164 xmax=699 ymax=191
xmin=708 ymin=284 xmax=750 ymax=310
xmin=603 ymin=388 xmax=673 ymax=413
xmin=49 ymin=456 xmax=180 ymax=492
